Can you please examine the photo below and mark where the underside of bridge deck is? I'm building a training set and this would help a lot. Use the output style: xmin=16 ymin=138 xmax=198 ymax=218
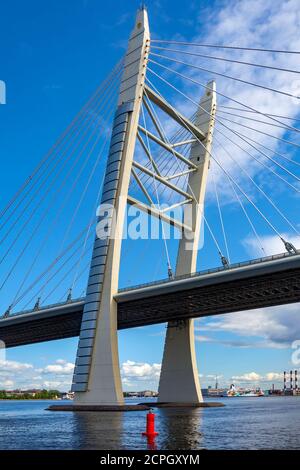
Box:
xmin=117 ymin=267 xmax=300 ymax=328
xmin=0 ymin=257 xmax=299 ymax=348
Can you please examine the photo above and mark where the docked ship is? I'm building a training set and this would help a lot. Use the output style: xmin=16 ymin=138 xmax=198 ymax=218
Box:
xmin=227 ymin=384 xmax=241 ymax=397
xmin=227 ymin=384 xmax=264 ymax=397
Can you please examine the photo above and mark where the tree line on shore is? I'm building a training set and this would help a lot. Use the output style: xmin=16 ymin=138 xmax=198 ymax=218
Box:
xmin=0 ymin=390 xmax=61 ymax=399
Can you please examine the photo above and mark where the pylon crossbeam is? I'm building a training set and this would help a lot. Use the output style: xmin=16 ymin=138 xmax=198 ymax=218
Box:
xmin=137 ymin=132 xmax=161 ymax=175
xmin=166 ymin=169 xmax=196 ymax=181
xmin=144 ymin=84 xmax=206 ymax=142
xmin=172 ymin=139 xmax=197 ymax=148
xmin=131 ymin=168 xmax=153 ymax=204
xmin=132 ymin=160 xmax=193 ymax=200
xmin=138 ymin=125 xmax=197 ymax=169
xmin=127 ymin=195 xmax=192 ymax=232
xmin=142 ymin=96 xmax=166 ymax=143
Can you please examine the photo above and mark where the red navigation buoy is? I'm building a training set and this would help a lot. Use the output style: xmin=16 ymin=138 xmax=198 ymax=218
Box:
xmin=142 ymin=409 xmax=159 ymax=437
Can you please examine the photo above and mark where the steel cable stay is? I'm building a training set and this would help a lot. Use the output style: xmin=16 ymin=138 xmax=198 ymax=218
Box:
xmin=0 ymin=114 xmax=103 ymax=280
xmin=213 ymin=121 xmax=300 ymax=192
xmin=215 ymin=114 xmax=300 ymax=151
xmin=150 ymin=45 xmax=300 ymax=75
xmin=225 ymin=128 xmax=300 ymax=169
xmin=0 ymin=94 xmax=100 ymax=235
xmin=150 ymin=52 xmax=300 ymax=101
xmin=212 ymin=130 xmax=300 ymax=238
xmin=141 ymin=103 xmax=174 ymax=279
xmin=136 ymin=102 xmax=194 ymax=179
xmin=24 ymin=184 xmax=108 ymax=310
xmin=145 ymin=70 xmax=298 ymax=254
xmin=150 ymin=38 xmax=300 ymax=55
xmin=144 ymin=89 xmax=261 ymax=263
xmin=0 ymin=59 xmax=123 ymax=223
xmin=211 ymin=166 xmax=231 ymax=263
xmin=159 ymin=68 xmax=300 ymax=237
xmin=57 ymin=258 xmax=92 ymax=304
xmin=0 ymin=76 xmax=120 ymax=273
xmin=147 ymin=66 xmax=300 ymax=196
xmin=131 ymin=99 xmax=194 ymax=207
xmin=129 ymin=104 xmax=192 ymax=284
xmin=211 ymin=159 xmax=266 ymax=256
xmin=0 ymin=70 xmax=122 ymax=248
xmin=140 ymin=90 xmax=195 ymax=200
xmin=1 ymin=67 xmax=122 ymax=237
xmin=143 ymin=78 xmax=229 ymax=267
xmin=218 ymin=105 xmax=300 ymax=123
xmin=140 ymin=90 xmax=193 ymax=212
xmin=5 ymin=223 xmax=93 ymax=312
xmin=13 ymin=112 xmax=114 ymax=307
xmin=136 ymin=92 xmax=198 ymax=189
xmin=0 ymin=87 xmax=119 ymax=294
xmin=210 ymin=152 xmax=297 ymax=251
xmin=10 ymin=92 xmax=117 ymax=303
xmin=121 ymin=237 xmax=156 ymax=288
xmin=21 ymin=238 xmax=95 ymax=311
xmin=133 ymin=123 xmax=193 ymax=197
xmin=55 ymin=105 xmax=115 ymax=260
xmin=70 ymin=172 xmax=106 ymax=296
xmin=216 ymin=109 xmax=300 ymax=132
xmin=144 ymin=83 xmax=201 ymax=197
xmin=38 ymin=239 xmax=95 ymax=307
xmin=0 ymin=59 xmax=124 ymax=227
xmin=210 ymin=149 xmax=299 ymax=255
xmin=147 ymin=59 xmax=300 ymax=135
xmin=144 ymin=83 xmax=199 ymax=190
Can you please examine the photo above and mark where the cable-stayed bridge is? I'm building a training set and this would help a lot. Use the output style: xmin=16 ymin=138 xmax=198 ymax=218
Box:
xmin=1 ymin=251 xmax=300 ymax=349
xmin=0 ymin=8 xmax=300 ymax=407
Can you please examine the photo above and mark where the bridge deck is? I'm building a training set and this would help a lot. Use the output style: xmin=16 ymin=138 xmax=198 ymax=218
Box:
xmin=1 ymin=252 xmax=299 ymax=348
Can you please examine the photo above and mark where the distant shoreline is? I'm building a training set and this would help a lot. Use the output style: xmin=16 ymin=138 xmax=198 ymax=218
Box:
xmin=0 ymin=398 xmax=67 ymax=401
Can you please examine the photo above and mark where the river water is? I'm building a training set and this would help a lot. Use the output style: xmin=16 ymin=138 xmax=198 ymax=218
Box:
xmin=0 ymin=397 xmax=299 ymax=450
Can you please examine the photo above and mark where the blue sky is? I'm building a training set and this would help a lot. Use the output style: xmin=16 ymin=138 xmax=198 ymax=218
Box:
xmin=0 ymin=0 xmax=300 ymax=392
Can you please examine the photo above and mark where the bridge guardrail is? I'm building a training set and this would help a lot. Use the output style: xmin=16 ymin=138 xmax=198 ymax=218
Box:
xmin=118 ymin=250 xmax=300 ymax=293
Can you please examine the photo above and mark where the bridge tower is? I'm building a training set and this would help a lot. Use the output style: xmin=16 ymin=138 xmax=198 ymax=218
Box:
xmin=71 ymin=7 xmax=216 ymax=406
xmin=72 ymin=7 xmax=150 ymax=405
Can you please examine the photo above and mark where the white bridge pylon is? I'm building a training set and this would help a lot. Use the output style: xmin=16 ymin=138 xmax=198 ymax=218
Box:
xmin=71 ymin=7 xmax=216 ymax=405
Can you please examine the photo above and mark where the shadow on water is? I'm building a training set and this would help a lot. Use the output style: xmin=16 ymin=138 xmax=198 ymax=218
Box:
xmin=70 ymin=407 xmax=204 ymax=450
xmin=70 ymin=411 xmax=125 ymax=450
xmin=156 ymin=408 xmax=204 ymax=450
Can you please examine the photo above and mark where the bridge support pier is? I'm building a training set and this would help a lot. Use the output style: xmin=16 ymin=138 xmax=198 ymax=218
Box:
xmin=158 ymin=319 xmax=202 ymax=403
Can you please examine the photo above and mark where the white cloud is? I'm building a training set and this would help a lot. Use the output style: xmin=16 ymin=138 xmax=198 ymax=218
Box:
xmin=265 ymin=372 xmax=283 ymax=381
xmin=230 ymin=370 xmax=289 ymax=387
xmin=149 ymin=0 xmax=300 ymax=216
xmin=232 ymin=371 xmax=261 ymax=382
xmin=42 ymin=360 xmax=74 ymax=375
xmin=243 ymin=233 xmax=300 ymax=257
xmin=199 ymin=302 xmax=300 ymax=348
xmin=121 ymin=360 xmax=161 ymax=381
xmin=0 ymin=358 xmax=74 ymax=391
xmin=0 ymin=359 xmax=33 ymax=371
xmin=0 ymin=379 xmax=14 ymax=388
